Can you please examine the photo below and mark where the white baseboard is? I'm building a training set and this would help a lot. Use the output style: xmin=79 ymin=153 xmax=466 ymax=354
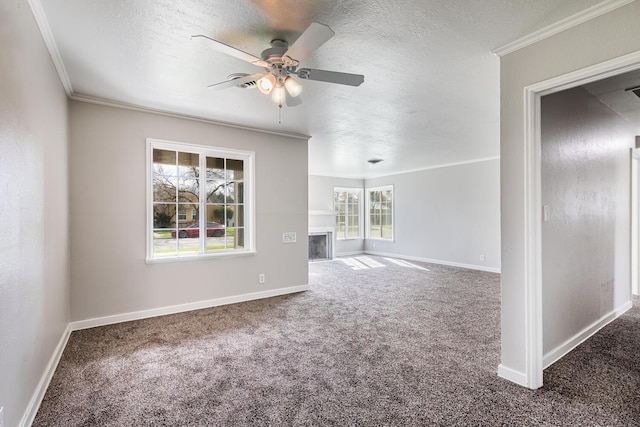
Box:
xmin=363 ymin=251 xmax=501 ymax=273
xmin=497 ymin=364 xmax=529 ymax=388
xmin=70 ymin=284 xmax=310 ymax=331
xmin=543 ymin=300 xmax=633 ymax=369
xmin=20 ymin=324 xmax=72 ymax=427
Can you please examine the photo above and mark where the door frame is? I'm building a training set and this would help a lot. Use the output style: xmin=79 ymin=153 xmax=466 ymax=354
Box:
xmin=632 ymin=144 xmax=640 ymax=296
xmin=522 ymin=50 xmax=640 ymax=389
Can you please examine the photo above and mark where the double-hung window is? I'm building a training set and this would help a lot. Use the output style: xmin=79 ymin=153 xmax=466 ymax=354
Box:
xmin=147 ymin=139 xmax=254 ymax=261
xmin=334 ymin=188 xmax=362 ymax=239
xmin=367 ymin=185 xmax=393 ymax=240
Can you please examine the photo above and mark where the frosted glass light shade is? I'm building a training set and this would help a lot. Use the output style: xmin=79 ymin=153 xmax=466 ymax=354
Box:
xmin=257 ymin=74 xmax=276 ymax=94
xmin=271 ymin=86 xmax=285 ymax=105
xmin=284 ymin=76 xmax=303 ymax=97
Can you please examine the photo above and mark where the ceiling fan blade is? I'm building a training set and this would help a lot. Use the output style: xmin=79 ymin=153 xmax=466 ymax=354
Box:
xmin=191 ymin=35 xmax=269 ymax=67
xmin=207 ymin=73 xmax=265 ymax=90
xmin=296 ymin=68 xmax=364 ymax=87
xmin=286 ymin=92 xmax=302 ymax=107
xmin=283 ymin=22 xmax=335 ymax=63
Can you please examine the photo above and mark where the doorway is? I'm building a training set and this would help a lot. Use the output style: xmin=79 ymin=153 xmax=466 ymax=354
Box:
xmin=521 ymin=50 xmax=640 ymax=389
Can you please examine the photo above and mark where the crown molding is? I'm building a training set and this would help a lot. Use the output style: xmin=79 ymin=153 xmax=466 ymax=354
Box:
xmin=492 ymin=0 xmax=636 ymax=57
xmin=28 ymin=0 xmax=73 ymax=95
xmin=70 ymin=93 xmax=310 ymax=140
xmin=364 ymin=156 xmax=500 ymax=180
xmin=310 ymin=156 xmax=500 ymax=180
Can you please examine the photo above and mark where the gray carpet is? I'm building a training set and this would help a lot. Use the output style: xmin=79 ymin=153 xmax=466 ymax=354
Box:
xmin=33 ymin=256 xmax=640 ymax=426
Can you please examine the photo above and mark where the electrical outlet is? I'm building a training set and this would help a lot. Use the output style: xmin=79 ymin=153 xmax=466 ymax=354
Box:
xmin=282 ymin=232 xmax=296 ymax=243
xmin=259 ymin=274 xmax=265 ymax=284
xmin=480 ymin=254 xmax=486 ymax=262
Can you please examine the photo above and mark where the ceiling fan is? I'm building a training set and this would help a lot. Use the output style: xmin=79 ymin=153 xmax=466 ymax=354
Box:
xmin=192 ymin=22 xmax=365 ymax=108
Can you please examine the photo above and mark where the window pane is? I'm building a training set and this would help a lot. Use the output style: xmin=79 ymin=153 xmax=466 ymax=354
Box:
xmin=227 ymin=159 xmax=244 ymax=180
xmin=206 ymin=157 xmax=225 ymax=180
xmin=232 ymin=205 xmax=244 ymax=227
xmin=205 ymin=222 xmax=226 ymax=237
xmin=207 ymin=204 xmax=226 ymax=225
xmin=178 ymin=234 xmax=200 ymax=254
xmin=234 ymin=227 xmax=245 ymax=248
xmin=206 ymin=181 xmax=225 ymax=203
xmin=153 ymin=149 xmax=177 ymax=174
xmin=177 ymin=202 xmax=197 ymax=227
xmin=207 ymin=226 xmax=244 ymax=252
xmin=225 ymin=182 xmax=236 ymax=203
xmin=153 ymin=176 xmax=177 ymax=202
xmin=153 ymin=150 xmax=177 ymax=202
xmin=235 ymin=182 xmax=244 ymax=204
xmin=382 ymin=210 xmax=392 ymax=238
xmin=178 ymin=152 xmax=199 ymax=176
xmin=153 ymin=204 xmax=176 ymax=229
xmin=153 ymin=234 xmax=177 ymax=257
xmin=178 ymin=177 xmax=199 ymax=203
xmin=225 ymin=205 xmax=234 ymax=227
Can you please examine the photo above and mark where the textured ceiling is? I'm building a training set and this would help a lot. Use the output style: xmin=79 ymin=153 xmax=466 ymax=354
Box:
xmin=38 ymin=0 xmax=607 ymax=178
xmin=583 ymin=69 xmax=640 ymax=133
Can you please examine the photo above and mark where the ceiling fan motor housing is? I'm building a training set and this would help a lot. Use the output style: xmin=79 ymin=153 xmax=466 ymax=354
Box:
xmin=261 ymin=40 xmax=289 ymax=63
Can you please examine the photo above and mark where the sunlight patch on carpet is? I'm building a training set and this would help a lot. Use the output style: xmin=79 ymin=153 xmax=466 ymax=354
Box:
xmin=383 ymin=258 xmax=430 ymax=271
xmin=339 ymin=257 xmax=380 ymax=270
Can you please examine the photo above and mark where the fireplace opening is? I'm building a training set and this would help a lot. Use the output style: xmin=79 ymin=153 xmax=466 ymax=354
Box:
xmin=309 ymin=232 xmax=332 ymax=261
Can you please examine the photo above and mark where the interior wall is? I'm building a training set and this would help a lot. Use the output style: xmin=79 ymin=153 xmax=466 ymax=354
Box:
xmin=364 ymin=159 xmax=501 ymax=272
xmin=499 ymin=1 xmax=640 ymax=382
xmin=0 ymin=2 xmax=70 ymax=426
xmin=308 ymin=175 xmax=365 ymax=255
xmin=541 ymin=87 xmax=634 ymax=356
xmin=69 ymin=101 xmax=308 ymax=321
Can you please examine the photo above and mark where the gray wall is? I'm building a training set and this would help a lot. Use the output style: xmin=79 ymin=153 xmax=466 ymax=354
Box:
xmin=500 ymin=1 xmax=640 ymax=381
xmin=364 ymin=159 xmax=501 ymax=272
xmin=309 ymin=175 xmax=365 ymax=255
xmin=541 ymin=87 xmax=634 ymax=356
xmin=70 ymin=101 xmax=309 ymax=321
xmin=0 ymin=2 xmax=70 ymax=426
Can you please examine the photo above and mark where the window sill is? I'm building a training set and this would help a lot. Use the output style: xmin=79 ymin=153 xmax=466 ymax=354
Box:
xmin=146 ymin=250 xmax=257 ymax=264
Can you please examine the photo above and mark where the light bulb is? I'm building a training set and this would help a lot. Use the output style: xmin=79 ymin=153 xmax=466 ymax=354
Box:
xmin=271 ymin=85 xmax=285 ymax=106
xmin=284 ymin=76 xmax=303 ymax=97
xmin=257 ymin=74 xmax=276 ymax=94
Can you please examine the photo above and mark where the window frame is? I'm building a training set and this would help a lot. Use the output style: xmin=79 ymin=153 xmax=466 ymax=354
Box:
xmin=334 ymin=187 xmax=363 ymax=240
xmin=146 ymin=138 xmax=256 ymax=263
xmin=365 ymin=185 xmax=394 ymax=241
